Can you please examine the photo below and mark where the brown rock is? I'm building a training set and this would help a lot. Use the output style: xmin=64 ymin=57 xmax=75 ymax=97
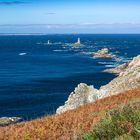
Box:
xmin=93 ymin=48 xmax=115 ymax=58
xmin=104 ymin=63 xmax=129 ymax=75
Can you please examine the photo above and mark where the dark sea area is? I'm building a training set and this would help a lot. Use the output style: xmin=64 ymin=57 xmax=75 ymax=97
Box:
xmin=0 ymin=34 xmax=140 ymax=120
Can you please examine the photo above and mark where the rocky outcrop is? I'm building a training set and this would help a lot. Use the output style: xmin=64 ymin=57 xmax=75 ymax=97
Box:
xmin=104 ymin=55 xmax=140 ymax=75
xmin=0 ymin=117 xmax=23 ymax=127
xmin=104 ymin=63 xmax=129 ymax=75
xmin=57 ymin=83 xmax=99 ymax=113
xmin=57 ymin=55 xmax=140 ymax=114
xmin=93 ymin=48 xmax=115 ymax=58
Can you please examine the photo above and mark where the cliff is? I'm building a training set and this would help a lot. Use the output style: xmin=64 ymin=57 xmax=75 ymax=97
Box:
xmin=57 ymin=55 xmax=140 ymax=114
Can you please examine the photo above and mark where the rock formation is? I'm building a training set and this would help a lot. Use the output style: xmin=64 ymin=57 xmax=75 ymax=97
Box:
xmin=57 ymin=84 xmax=99 ymax=113
xmin=104 ymin=63 xmax=129 ymax=75
xmin=0 ymin=117 xmax=23 ymax=126
xmin=93 ymin=48 xmax=115 ymax=58
xmin=104 ymin=55 xmax=140 ymax=75
xmin=57 ymin=55 xmax=140 ymax=114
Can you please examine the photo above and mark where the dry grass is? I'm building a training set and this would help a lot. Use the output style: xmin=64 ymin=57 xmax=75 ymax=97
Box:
xmin=0 ymin=87 xmax=140 ymax=140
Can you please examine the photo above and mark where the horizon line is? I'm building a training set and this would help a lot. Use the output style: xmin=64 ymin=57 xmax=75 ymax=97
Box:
xmin=0 ymin=23 xmax=140 ymax=26
xmin=0 ymin=33 xmax=140 ymax=36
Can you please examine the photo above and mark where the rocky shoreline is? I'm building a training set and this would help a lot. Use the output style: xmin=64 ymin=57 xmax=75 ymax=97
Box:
xmin=57 ymin=55 xmax=140 ymax=114
xmin=104 ymin=62 xmax=129 ymax=75
xmin=1 ymin=54 xmax=140 ymax=126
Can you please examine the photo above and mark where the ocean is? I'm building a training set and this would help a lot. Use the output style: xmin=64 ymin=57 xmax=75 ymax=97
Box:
xmin=0 ymin=34 xmax=140 ymax=120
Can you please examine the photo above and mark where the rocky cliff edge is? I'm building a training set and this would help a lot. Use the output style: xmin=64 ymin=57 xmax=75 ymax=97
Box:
xmin=57 ymin=55 xmax=140 ymax=114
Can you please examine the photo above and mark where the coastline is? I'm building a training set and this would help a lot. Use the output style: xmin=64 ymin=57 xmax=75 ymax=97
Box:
xmin=1 ymin=54 xmax=140 ymax=126
xmin=56 ymin=54 xmax=140 ymax=114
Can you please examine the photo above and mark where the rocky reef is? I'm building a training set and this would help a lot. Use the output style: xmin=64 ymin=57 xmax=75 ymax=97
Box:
xmin=57 ymin=55 xmax=140 ymax=114
xmin=0 ymin=117 xmax=23 ymax=127
xmin=93 ymin=48 xmax=115 ymax=58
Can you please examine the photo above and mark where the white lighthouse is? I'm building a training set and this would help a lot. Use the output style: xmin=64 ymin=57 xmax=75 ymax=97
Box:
xmin=47 ymin=40 xmax=50 ymax=45
xmin=74 ymin=37 xmax=81 ymax=47
xmin=77 ymin=38 xmax=80 ymax=44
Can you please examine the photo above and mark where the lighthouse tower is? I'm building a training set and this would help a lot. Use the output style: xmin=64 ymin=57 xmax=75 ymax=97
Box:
xmin=48 ymin=40 xmax=50 ymax=45
xmin=77 ymin=38 xmax=80 ymax=44
xmin=74 ymin=37 xmax=81 ymax=47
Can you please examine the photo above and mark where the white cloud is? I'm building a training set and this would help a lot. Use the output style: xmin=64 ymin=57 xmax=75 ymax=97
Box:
xmin=0 ymin=23 xmax=140 ymax=33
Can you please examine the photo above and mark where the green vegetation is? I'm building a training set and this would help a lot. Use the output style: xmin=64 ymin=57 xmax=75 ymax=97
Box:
xmin=80 ymin=103 xmax=140 ymax=140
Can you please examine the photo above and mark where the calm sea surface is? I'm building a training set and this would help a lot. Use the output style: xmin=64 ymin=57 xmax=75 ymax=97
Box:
xmin=0 ymin=34 xmax=140 ymax=119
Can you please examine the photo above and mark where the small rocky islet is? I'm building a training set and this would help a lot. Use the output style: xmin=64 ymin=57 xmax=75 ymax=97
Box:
xmin=93 ymin=48 xmax=115 ymax=59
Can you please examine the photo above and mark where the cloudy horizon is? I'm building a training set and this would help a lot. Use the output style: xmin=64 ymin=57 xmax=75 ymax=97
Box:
xmin=0 ymin=23 xmax=140 ymax=34
xmin=0 ymin=0 xmax=140 ymax=33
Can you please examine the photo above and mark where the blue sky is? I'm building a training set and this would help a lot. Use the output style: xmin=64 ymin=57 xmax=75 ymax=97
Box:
xmin=0 ymin=0 xmax=140 ymax=33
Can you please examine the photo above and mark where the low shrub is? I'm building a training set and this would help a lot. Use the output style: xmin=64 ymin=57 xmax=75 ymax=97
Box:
xmin=81 ymin=103 xmax=140 ymax=140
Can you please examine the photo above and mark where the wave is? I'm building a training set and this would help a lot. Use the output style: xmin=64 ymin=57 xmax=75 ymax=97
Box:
xmin=53 ymin=50 xmax=68 ymax=52
xmin=19 ymin=53 xmax=27 ymax=56
xmin=79 ymin=51 xmax=94 ymax=55
xmin=37 ymin=42 xmax=63 ymax=46
xmin=105 ymin=64 xmax=117 ymax=68
xmin=98 ymin=62 xmax=115 ymax=65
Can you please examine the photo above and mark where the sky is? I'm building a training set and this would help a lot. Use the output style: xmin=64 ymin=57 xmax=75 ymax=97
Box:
xmin=0 ymin=0 xmax=140 ymax=33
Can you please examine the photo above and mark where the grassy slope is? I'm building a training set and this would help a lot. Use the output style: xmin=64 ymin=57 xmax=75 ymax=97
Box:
xmin=0 ymin=87 xmax=140 ymax=140
xmin=80 ymin=101 xmax=140 ymax=140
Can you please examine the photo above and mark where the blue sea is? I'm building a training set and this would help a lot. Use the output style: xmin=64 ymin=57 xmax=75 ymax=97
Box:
xmin=0 ymin=34 xmax=140 ymax=120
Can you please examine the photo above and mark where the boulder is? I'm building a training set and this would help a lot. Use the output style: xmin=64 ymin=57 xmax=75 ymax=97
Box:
xmin=0 ymin=117 xmax=23 ymax=127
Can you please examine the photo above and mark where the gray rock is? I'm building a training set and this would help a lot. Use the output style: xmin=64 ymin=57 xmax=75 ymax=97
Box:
xmin=0 ymin=117 xmax=23 ymax=127
xmin=56 ymin=83 xmax=99 ymax=114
